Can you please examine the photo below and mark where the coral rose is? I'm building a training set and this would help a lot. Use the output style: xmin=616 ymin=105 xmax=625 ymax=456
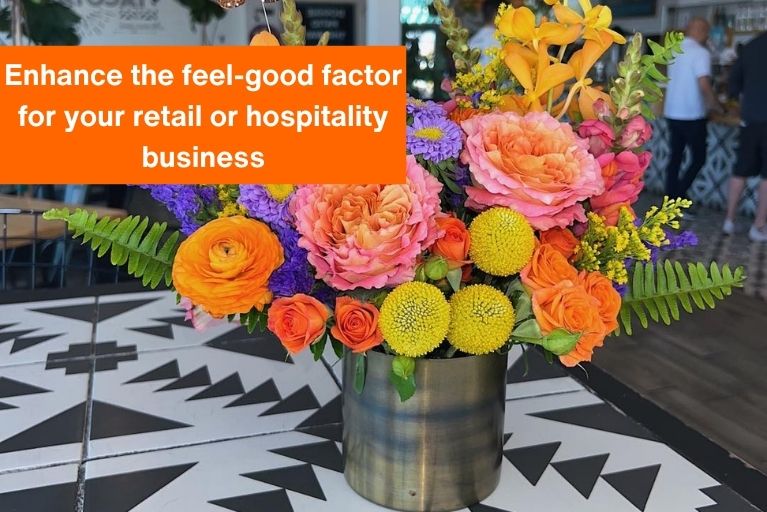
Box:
xmin=531 ymin=282 xmax=607 ymax=367
xmin=539 ymin=227 xmax=579 ymax=259
xmin=579 ymin=271 xmax=621 ymax=334
xmin=268 ymin=294 xmax=329 ymax=354
xmin=462 ymin=111 xmax=604 ymax=230
xmin=291 ymin=156 xmax=443 ymax=290
xmin=330 ymin=297 xmax=384 ymax=353
xmin=172 ymin=216 xmax=284 ymax=318
xmin=433 ymin=216 xmax=471 ymax=269
xmin=520 ymin=244 xmax=578 ymax=291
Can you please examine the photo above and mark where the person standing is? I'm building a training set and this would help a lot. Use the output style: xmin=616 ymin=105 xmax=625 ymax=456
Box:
xmin=663 ymin=18 xmax=721 ymax=202
xmin=724 ymin=32 xmax=767 ymax=242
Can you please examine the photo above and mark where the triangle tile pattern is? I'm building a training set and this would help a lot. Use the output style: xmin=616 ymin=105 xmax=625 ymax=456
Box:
xmin=153 ymin=314 xmax=191 ymax=328
xmin=226 ymin=379 xmax=281 ymax=408
xmin=96 ymin=298 xmax=162 ymax=322
xmin=31 ymin=303 xmax=95 ymax=323
xmin=503 ymin=433 xmax=512 ymax=446
xmin=260 ymin=386 xmax=320 ymax=416
xmin=297 ymin=395 xmax=341 ymax=428
xmin=503 ymin=441 xmax=561 ymax=485
xmin=129 ymin=325 xmax=175 ymax=340
xmin=83 ymin=463 xmax=196 ymax=512
xmin=157 ymin=367 xmax=211 ymax=392
xmin=0 ymin=329 xmax=38 ymax=345
xmin=0 ymin=377 xmax=50 ymax=398
xmin=206 ymin=333 xmax=294 ymax=364
xmin=531 ymin=403 xmax=656 ymax=441
xmin=243 ymin=463 xmax=326 ymax=500
xmin=507 ymin=349 xmax=567 ymax=383
xmin=469 ymin=504 xmax=514 ymax=512
xmin=0 ymin=402 xmax=17 ymax=410
xmin=551 ymin=453 xmax=610 ymax=498
xmin=602 ymin=464 xmax=661 ymax=512
xmin=270 ymin=440 xmax=344 ymax=473
xmin=210 ymin=489 xmax=294 ymax=512
xmin=187 ymin=374 xmax=245 ymax=401
xmin=0 ymin=402 xmax=85 ymax=454
xmin=125 ymin=361 xmax=181 ymax=384
xmin=696 ymin=485 xmax=761 ymax=512
xmin=0 ymin=480 xmax=77 ymax=512
xmin=296 ymin=423 xmax=343 ymax=443
xmin=10 ymin=334 xmax=60 ymax=353
xmin=90 ymin=401 xmax=191 ymax=440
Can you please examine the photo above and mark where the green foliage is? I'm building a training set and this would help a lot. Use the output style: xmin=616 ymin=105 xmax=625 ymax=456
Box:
xmin=619 ymin=261 xmax=746 ymax=335
xmin=610 ymin=32 xmax=684 ymax=119
xmin=390 ymin=355 xmax=416 ymax=401
xmin=354 ymin=354 xmax=367 ymax=394
xmin=432 ymin=0 xmax=480 ymax=74
xmin=280 ymin=0 xmax=306 ymax=46
xmin=241 ymin=308 xmax=269 ymax=334
xmin=317 ymin=31 xmax=330 ymax=46
xmin=0 ymin=0 xmax=80 ymax=45
xmin=174 ymin=0 xmax=225 ymax=25
xmin=42 ymin=208 xmax=180 ymax=289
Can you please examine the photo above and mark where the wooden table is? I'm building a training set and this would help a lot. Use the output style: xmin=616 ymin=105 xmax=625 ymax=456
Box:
xmin=0 ymin=194 xmax=126 ymax=250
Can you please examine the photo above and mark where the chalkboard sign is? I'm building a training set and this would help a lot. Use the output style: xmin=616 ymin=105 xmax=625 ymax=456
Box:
xmin=296 ymin=2 xmax=356 ymax=45
xmin=604 ymin=0 xmax=656 ymax=18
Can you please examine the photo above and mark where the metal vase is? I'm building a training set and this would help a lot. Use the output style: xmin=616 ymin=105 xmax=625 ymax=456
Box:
xmin=342 ymin=350 xmax=508 ymax=512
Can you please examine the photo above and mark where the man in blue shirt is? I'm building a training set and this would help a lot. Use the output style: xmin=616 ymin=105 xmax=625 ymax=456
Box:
xmin=725 ymin=32 xmax=767 ymax=242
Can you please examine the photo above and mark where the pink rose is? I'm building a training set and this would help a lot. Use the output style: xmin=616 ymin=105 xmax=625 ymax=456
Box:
xmin=619 ymin=116 xmax=653 ymax=149
xmin=462 ymin=111 xmax=604 ymax=231
xmin=591 ymin=151 xmax=651 ymax=224
xmin=578 ymin=119 xmax=615 ymax=157
xmin=291 ymin=156 xmax=443 ymax=291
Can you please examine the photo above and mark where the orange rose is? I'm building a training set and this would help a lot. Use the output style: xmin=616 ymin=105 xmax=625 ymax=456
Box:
xmin=330 ymin=297 xmax=383 ymax=353
xmin=433 ymin=216 xmax=471 ymax=269
xmin=539 ymin=228 xmax=578 ymax=259
xmin=520 ymin=244 xmax=578 ymax=291
xmin=579 ymin=271 xmax=621 ymax=334
xmin=532 ymin=282 xmax=607 ymax=367
xmin=172 ymin=216 xmax=283 ymax=318
xmin=268 ymin=294 xmax=330 ymax=354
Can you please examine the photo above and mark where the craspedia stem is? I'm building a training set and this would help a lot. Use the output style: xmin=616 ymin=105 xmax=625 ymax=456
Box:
xmin=280 ymin=0 xmax=306 ymax=46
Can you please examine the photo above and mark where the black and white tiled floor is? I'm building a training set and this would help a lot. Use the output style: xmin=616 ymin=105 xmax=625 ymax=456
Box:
xmin=0 ymin=290 xmax=761 ymax=512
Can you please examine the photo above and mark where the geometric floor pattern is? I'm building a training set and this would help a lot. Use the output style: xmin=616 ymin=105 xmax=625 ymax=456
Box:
xmin=0 ymin=290 xmax=761 ymax=511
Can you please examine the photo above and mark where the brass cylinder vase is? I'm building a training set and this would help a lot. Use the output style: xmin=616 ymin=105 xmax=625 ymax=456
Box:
xmin=342 ymin=350 xmax=508 ymax=512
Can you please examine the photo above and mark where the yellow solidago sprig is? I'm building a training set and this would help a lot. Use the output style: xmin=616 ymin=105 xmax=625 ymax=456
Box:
xmin=379 ymin=282 xmax=451 ymax=358
xmin=469 ymin=207 xmax=536 ymax=277
xmin=216 ymin=185 xmax=248 ymax=218
xmin=638 ymin=196 xmax=692 ymax=247
xmin=448 ymin=285 xmax=515 ymax=355
xmin=574 ymin=207 xmax=651 ymax=284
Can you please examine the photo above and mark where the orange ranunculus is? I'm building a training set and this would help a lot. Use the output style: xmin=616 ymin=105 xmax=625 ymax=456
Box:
xmin=578 ymin=271 xmax=621 ymax=334
xmin=531 ymin=281 xmax=607 ymax=367
xmin=172 ymin=216 xmax=284 ymax=318
xmin=539 ymin=228 xmax=579 ymax=259
xmin=250 ymin=31 xmax=280 ymax=46
xmin=449 ymin=107 xmax=482 ymax=124
xmin=268 ymin=294 xmax=330 ymax=354
xmin=330 ymin=297 xmax=383 ymax=353
xmin=433 ymin=216 xmax=471 ymax=269
xmin=520 ymin=244 xmax=579 ymax=291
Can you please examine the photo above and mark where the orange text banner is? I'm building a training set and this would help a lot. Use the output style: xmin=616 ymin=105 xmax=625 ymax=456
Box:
xmin=0 ymin=46 xmax=406 ymax=185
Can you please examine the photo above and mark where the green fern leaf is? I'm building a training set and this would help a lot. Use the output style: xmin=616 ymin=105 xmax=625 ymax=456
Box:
xmin=42 ymin=208 xmax=180 ymax=289
xmin=619 ymin=261 xmax=745 ymax=334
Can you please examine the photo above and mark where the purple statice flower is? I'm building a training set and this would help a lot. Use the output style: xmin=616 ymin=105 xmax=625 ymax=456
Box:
xmin=269 ymin=225 xmax=314 ymax=297
xmin=407 ymin=116 xmax=463 ymax=163
xmin=614 ymin=283 xmax=629 ymax=296
xmin=664 ymin=230 xmax=698 ymax=251
xmin=139 ymin=185 xmax=216 ymax=235
xmin=406 ymin=97 xmax=446 ymax=120
xmin=238 ymin=185 xmax=293 ymax=229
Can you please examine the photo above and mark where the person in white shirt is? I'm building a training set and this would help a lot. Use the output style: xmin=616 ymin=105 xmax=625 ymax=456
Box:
xmin=469 ymin=0 xmax=505 ymax=65
xmin=663 ymin=18 xmax=721 ymax=202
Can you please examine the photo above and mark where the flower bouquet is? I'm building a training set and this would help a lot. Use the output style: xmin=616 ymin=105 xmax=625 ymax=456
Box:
xmin=43 ymin=0 xmax=746 ymax=510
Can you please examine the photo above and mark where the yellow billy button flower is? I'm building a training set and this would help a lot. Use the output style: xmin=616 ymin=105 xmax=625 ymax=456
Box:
xmin=469 ymin=208 xmax=535 ymax=277
xmin=448 ymin=285 xmax=515 ymax=355
xmin=379 ymin=282 xmax=450 ymax=358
